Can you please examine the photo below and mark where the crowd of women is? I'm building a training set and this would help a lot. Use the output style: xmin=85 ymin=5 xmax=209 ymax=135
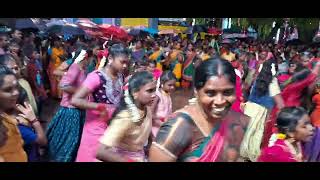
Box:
xmin=0 ymin=28 xmax=320 ymax=162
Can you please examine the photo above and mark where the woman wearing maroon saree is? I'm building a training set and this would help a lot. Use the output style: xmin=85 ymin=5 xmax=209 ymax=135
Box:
xmin=148 ymin=58 xmax=250 ymax=162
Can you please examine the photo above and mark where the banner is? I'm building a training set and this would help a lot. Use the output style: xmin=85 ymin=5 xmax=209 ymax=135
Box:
xmin=121 ymin=18 xmax=149 ymax=27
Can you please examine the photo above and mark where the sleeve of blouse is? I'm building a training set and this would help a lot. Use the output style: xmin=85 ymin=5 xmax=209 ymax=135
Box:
xmin=269 ymin=77 xmax=281 ymax=97
xmin=286 ymin=73 xmax=317 ymax=92
xmin=99 ymin=110 xmax=132 ymax=147
xmin=60 ymin=63 xmax=80 ymax=88
xmin=82 ymin=71 xmax=101 ymax=92
xmin=152 ymin=112 xmax=193 ymax=159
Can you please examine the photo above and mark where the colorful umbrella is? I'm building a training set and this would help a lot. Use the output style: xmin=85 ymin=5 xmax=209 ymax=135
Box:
xmin=16 ymin=18 xmax=47 ymax=31
xmin=143 ymin=28 xmax=158 ymax=35
xmin=46 ymin=24 xmax=86 ymax=36
xmin=192 ymin=25 xmax=207 ymax=33
xmin=46 ymin=19 xmax=67 ymax=27
xmin=207 ymin=27 xmax=222 ymax=36
xmin=128 ymin=28 xmax=148 ymax=36
xmin=99 ymin=25 xmax=129 ymax=41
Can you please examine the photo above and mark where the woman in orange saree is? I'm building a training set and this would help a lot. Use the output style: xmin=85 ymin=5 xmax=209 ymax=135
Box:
xmin=47 ymin=39 xmax=66 ymax=99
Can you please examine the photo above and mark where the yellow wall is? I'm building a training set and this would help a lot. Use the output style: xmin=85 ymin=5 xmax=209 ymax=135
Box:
xmin=121 ymin=18 xmax=149 ymax=27
xmin=158 ymin=25 xmax=187 ymax=32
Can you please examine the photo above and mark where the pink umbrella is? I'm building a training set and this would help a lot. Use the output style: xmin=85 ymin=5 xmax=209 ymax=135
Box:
xmin=98 ymin=25 xmax=129 ymax=41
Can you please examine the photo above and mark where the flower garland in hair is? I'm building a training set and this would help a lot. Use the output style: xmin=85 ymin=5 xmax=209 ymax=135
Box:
xmin=276 ymin=133 xmax=286 ymax=140
xmin=74 ymin=50 xmax=87 ymax=64
xmin=123 ymin=84 xmax=144 ymax=123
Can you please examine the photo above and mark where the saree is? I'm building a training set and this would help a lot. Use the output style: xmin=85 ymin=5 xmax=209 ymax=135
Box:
xmin=241 ymin=102 xmax=269 ymax=162
xmin=131 ymin=49 xmax=146 ymax=65
xmin=48 ymin=47 xmax=65 ymax=98
xmin=98 ymin=108 xmax=152 ymax=162
xmin=168 ymin=50 xmax=184 ymax=87
xmin=0 ymin=113 xmax=27 ymax=162
xmin=182 ymin=52 xmax=196 ymax=84
xmin=177 ymin=106 xmax=247 ymax=162
xmin=149 ymin=50 xmax=163 ymax=71
xmin=189 ymin=120 xmax=227 ymax=162
xmin=258 ymin=139 xmax=302 ymax=162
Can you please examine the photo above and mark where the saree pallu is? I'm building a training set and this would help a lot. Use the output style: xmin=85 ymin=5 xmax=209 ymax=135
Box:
xmin=48 ymin=48 xmax=64 ymax=98
xmin=194 ymin=121 xmax=227 ymax=162
xmin=182 ymin=53 xmax=196 ymax=82
xmin=173 ymin=63 xmax=182 ymax=87
xmin=261 ymin=107 xmax=279 ymax=149
xmin=241 ymin=102 xmax=269 ymax=162
xmin=179 ymin=119 xmax=227 ymax=162
xmin=169 ymin=51 xmax=184 ymax=87
xmin=149 ymin=50 xmax=163 ymax=71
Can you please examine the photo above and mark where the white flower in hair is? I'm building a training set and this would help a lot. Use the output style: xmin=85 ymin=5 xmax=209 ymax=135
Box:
xmin=74 ymin=50 xmax=87 ymax=64
xmin=258 ymin=63 xmax=263 ymax=73
xmin=98 ymin=56 xmax=107 ymax=70
xmin=271 ymin=63 xmax=276 ymax=76
xmin=124 ymin=87 xmax=143 ymax=123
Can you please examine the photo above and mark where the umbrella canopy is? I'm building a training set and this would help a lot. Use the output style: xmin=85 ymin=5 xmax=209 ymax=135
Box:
xmin=99 ymin=25 xmax=129 ymax=41
xmin=46 ymin=24 xmax=86 ymax=36
xmin=76 ymin=19 xmax=99 ymax=29
xmin=128 ymin=26 xmax=158 ymax=37
xmin=223 ymin=28 xmax=242 ymax=34
xmin=128 ymin=28 xmax=148 ymax=36
xmin=207 ymin=27 xmax=222 ymax=36
xmin=222 ymin=33 xmax=248 ymax=39
xmin=83 ymin=29 xmax=104 ymax=38
xmin=192 ymin=25 xmax=207 ymax=33
xmin=46 ymin=19 xmax=67 ymax=27
xmin=143 ymin=28 xmax=158 ymax=35
xmin=15 ymin=18 xmax=47 ymax=31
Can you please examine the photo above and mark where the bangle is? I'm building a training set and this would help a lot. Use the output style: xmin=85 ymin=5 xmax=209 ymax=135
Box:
xmin=30 ymin=118 xmax=39 ymax=125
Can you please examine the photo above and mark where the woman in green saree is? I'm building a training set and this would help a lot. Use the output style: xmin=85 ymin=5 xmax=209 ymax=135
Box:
xmin=182 ymin=43 xmax=196 ymax=88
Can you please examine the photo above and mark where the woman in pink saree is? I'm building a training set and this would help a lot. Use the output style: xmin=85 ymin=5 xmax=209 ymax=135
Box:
xmin=148 ymin=58 xmax=250 ymax=162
